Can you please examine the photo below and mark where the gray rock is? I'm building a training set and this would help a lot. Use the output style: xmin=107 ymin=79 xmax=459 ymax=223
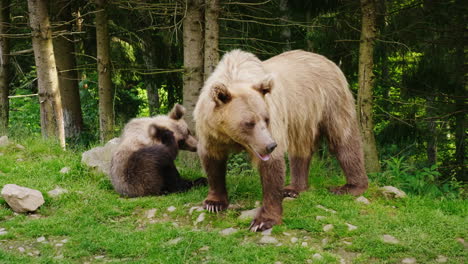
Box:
xmin=145 ymin=208 xmax=157 ymax=219
xmin=380 ymin=186 xmax=407 ymax=199
xmin=312 ymin=253 xmax=323 ymax=260
xmin=59 ymin=167 xmax=71 ymax=174
xmin=0 ymin=136 xmax=9 ymax=147
xmin=55 ymin=243 xmax=64 ymax=247
xmin=401 ymin=257 xmax=416 ymax=264
xmin=167 ymin=237 xmax=182 ymax=245
xmin=189 ymin=206 xmax=204 ymax=215
xmin=346 ymin=223 xmax=358 ymax=231
xmin=167 ymin=206 xmax=176 ymax=212
xmin=259 ymin=235 xmax=278 ymax=244
xmin=323 ymin=224 xmax=334 ymax=232
xmin=301 ymin=242 xmax=308 ymax=247
xmin=238 ymin=208 xmax=259 ymax=220
xmin=18 ymin=247 xmax=25 ymax=253
xmin=195 ymin=213 xmax=206 ymax=224
xmin=199 ymin=245 xmax=209 ymax=251
xmin=290 ymin=237 xmax=298 ymax=243
xmin=261 ymin=228 xmax=272 ymax=236
xmin=1 ymin=184 xmax=45 ymax=213
xmin=316 ymin=205 xmax=337 ymax=214
xmin=219 ymin=227 xmax=238 ymax=236
xmin=0 ymin=228 xmax=7 ymax=235
xmin=47 ymin=187 xmax=68 ymax=197
xmin=382 ymin=234 xmax=399 ymax=244
xmin=81 ymin=138 xmax=120 ymax=175
xmin=356 ymin=196 xmax=370 ymax=204
xmin=37 ymin=236 xmax=46 ymax=243
xmin=16 ymin=144 xmax=25 ymax=150
xmin=316 ymin=215 xmax=326 ymax=221
xmin=435 ymin=255 xmax=447 ymax=263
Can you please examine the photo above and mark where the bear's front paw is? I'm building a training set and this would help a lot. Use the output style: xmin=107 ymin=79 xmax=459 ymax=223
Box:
xmin=329 ymin=184 xmax=367 ymax=196
xmin=283 ymin=186 xmax=299 ymax=198
xmin=203 ymin=199 xmax=229 ymax=213
xmin=249 ymin=210 xmax=281 ymax=232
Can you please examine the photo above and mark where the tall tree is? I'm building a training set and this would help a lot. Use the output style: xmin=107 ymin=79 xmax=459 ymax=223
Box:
xmin=52 ymin=0 xmax=84 ymax=138
xmin=28 ymin=0 xmax=65 ymax=148
xmin=183 ymin=0 xmax=204 ymax=131
xmin=204 ymin=0 xmax=219 ymax=80
xmin=357 ymin=0 xmax=380 ymax=173
xmin=0 ymin=0 xmax=10 ymax=135
xmin=279 ymin=0 xmax=291 ymax=51
xmin=95 ymin=0 xmax=114 ymax=142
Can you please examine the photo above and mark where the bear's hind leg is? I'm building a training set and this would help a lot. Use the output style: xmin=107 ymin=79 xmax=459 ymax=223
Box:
xmin=200 ymin=150 xmax=229 ymax=213
xmin=284 ymin=155 xmax=312 ymax=198
xmin=328 ymin=132 xmax=368 ymax=196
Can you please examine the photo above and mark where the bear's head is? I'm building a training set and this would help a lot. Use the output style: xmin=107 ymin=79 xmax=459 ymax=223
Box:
xmin=150 ymin=104 xmax=198 ymax=152
xmin=208 ymin=75 xmax=277 ymax=161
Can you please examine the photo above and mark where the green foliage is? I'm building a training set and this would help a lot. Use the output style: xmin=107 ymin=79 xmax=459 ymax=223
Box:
xmin=374 ymin=156 xmax=464 ymax=198
xmin=8 ymin=89 xmax=40 ymax=136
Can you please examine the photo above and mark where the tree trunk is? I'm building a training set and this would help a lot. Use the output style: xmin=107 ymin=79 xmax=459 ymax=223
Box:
xmin=0 ymin=0 xmax=10 ymax=135
xmin=95 ymin=0 xmax=114 ymax=142
xmin=204 ymin=0 xmax=219 ymax=80
xmin=141 ymin=32 xmax=160 ymax=116
xmin=357 ymin=0 xmax=380 ymax=173
xmin=279 ymin=0 xmax=291 ymax=51
xmin=183 ymin=0 xmax=204 ymax=131
xmin=51 ymin=0 xmax=84 ymax=138
xmin=425 ymin=96 xmax=437 ymax=166
xmin=305 ymin=9 xmax=313 ymax=52
xmin=453 ymin=0 xmax=466 ymax=181
xmin=28 ymin=0 xmax=65 ymax=148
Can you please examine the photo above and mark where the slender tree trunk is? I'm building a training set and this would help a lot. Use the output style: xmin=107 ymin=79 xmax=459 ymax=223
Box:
xmin=279 ymin=0 xmax=291 ymax=51
xmin=357 ymin=0 xmax=380 ymax=173
xmin=204 ymin=0 xmax=219 ymax=80
xmin=142 ymin=32 xmax=160 ymax=116
xmin=453 ymin=0 xmax=466 ymax=181
xmin=305 ymin=9 xmax=313 ymax=52
xmin=183 ymin=0 xmax=204 ymax=131
xmin=425 ymin=96 xmax=437 ymax=166
xmin=28 ymin=0 xmax=65 ymax=148
xmin=95 ymin=0 xmax=114 ymax=142
xmin=51 ymin=0 xmax=83 ymax=138
xmin=0 ymin=0 xmax=10 ymax=135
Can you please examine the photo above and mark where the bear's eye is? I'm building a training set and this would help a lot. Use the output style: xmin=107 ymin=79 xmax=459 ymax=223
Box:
xmin=244 ymin=121 xmax=256 ymax=129
xmin=265 ymin=117 xmax=270 ymax=125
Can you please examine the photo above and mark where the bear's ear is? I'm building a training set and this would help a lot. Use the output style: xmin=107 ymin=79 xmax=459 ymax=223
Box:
xmin=211 ymin=82 xmax=231 ymax=106
xmin=253 ymin=74 xmax=274 ymax=96
xmin=169 ymin=104 xmax=186 ymax=120
xmin=148 ymin=124 xmax=173 ymax=142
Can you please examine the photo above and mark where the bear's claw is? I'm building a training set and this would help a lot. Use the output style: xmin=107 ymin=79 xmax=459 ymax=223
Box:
xmin=249 ymin=218 xmax=275 ymax=232
xmin=329 ymin=184 xmax=367 ymax=196
xmin=203 ymin=199 xmax=228 ymax=213
xmin=283 ymin=189 xmax=299 ymax=198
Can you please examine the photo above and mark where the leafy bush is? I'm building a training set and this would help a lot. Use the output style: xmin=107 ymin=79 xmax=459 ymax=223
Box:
xmin=375 ymin=156 xmax=464 ymax=198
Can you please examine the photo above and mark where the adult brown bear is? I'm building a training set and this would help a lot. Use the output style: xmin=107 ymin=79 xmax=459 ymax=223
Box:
xmin=194 ymin=50 xmax=368 ymax=231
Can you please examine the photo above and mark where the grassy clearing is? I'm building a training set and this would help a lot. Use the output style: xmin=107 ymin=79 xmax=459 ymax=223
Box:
xmin=0 ymin=138 xmax=466 ymax=263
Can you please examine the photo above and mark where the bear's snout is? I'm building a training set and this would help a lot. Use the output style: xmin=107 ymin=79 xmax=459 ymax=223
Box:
xmin=266 ymin=142 xmax=277 ymax=154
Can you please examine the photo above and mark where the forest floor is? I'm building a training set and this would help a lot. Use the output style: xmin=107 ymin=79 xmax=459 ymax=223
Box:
xmin=0 ymin=137 xmax=466 ymax=264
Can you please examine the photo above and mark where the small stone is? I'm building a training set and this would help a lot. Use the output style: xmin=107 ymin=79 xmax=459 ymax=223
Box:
xmin=195 ymin=213 xmax=206 ymax=224
xmin=0 ymin=228 xmax=7 ymax=235
xmin=343 ymin=241 xmax=352 ymax=245
xmin=382 ymin=234 xmax=399 ymax=244
xmin=456 ymin=237 xmax=467 ymax=248
xmin=0 ymin=152 xmax=4 ymax=156
xmin=59 ymin=167 xmax=71 ymax=174
xmin=301 ymin=242 xmax=308 ymax=247
xmin=346 ymin=223 xmax=358 ymax=231
xmin=55 ymin=243 xmax=63 ymax=247
xmin=238 ymin=208 xmax=259 ymax=220
xmin=316 ymin=205 xmax=336 ymax=214
xmin=379 ymin=186 xmax=407 ymax=199
xmin=47 ymin=187 xmax=68 ymax=197
xmin=37 ymin=236 xmax=46 ymax=242
xmin=312 ymin=253 xmax=323 ymax=260
xmin=199 ymin=246 xmax=209 ymax=251
xmin=291 ymin=237 xmax=298 ymax=243
xmin=1 ymin=184 xmax=45 ymax=213
xmin=220 ymin=227 xmax=238 ymax=236
xmin=189 ymin=206 xmax=204 ymax=215
xmin=282 ymin=232 xmax=291 ymax=236
xmin=323 ymin=224 xmax=334 ymax=232
xmin=435 ymin=255 xmax=447 ymax=263
xmin=276 ymin=243 xmax=283 ymax=247
xmin=167 ymin=237 xmax=182 ymax=245
xmin=401 ymin=257 xmax=416 ymax=263
xmin=94 ymin=255 xmax=105 ymax=259
xmin=172 ymin=222 xmax=179 ymax=228
xmin=316 ymin=215 xmax=326 ymax=221
xmin=356 ymin=196 xmax=370 ymax=204
xmin=16 ymin=158 xmax=23 ymax=162
xmin=321 ymin=238 xmax=329 ymax=245
xmin=18 ymin=247 xmax=25 ymax=253
xmin=274 ymin=262 xmax=282 ymax=264
xmin=145 ymin=208 xmax=157 ymax=218
xmin=261 ymin=228 xmax=272 ymax=236
xmin=167 ymin=206 xmax=176 ymax=212
xmin=81 ymin=138 xmax=121 ymax=175
xmin=61 ymin=239 xmax=68 ymax=243
xmin=255 ymin=201 xmax=261 ymax=207
xmin=54 ymin=255 xmax=64 ymax=259
xmin=16 ymin=144 xmax=25 ymax=150
xmin=0 ymin=136 xmax=9 ymax=147
xmin=259 ymin=235 xmax=278 ymax=244
xmin=283 ymin=197 xmax=295 ymax=201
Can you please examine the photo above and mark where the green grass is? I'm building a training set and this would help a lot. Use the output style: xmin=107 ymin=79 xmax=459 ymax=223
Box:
xmin=0 ymin=138 xmax=466 ymax=263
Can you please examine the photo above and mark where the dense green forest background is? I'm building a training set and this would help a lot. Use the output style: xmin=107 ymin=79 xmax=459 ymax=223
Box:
xmin=0 ymin=0 xmax=466 ymax=197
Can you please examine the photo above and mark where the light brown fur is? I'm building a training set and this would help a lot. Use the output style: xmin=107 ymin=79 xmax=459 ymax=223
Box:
xmin=194 ymin=50 xmax=368 ymax=231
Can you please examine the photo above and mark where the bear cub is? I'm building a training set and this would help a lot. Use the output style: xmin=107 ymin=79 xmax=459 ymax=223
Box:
xmin=110 ymin=104 xmax=206 ymax=197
